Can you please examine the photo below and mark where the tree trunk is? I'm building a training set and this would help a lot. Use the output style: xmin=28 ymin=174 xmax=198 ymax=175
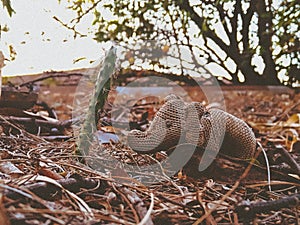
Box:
xmin=0 ymin=51 xmax=4 ymax=98
xmin=255 ymin=0 xmax=281 ymax=85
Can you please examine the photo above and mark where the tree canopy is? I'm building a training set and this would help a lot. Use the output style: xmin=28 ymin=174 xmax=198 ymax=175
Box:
xmin=2 ymin=0 xmax=299 ymax=86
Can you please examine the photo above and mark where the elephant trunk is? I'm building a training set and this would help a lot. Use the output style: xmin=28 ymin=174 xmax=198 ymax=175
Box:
xmin=127 ymin=95 xmax=186 ymax=153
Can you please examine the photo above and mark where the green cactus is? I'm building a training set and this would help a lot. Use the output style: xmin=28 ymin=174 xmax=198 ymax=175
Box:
xmin=77 ymin=47 xmax=117 ymax=158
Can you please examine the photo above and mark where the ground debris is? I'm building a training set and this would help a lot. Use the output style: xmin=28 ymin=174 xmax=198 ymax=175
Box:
xmin=0 ymin=132 xmax=298 ymax=224
xmin=0 ymin=86 xmax=299 ymax=224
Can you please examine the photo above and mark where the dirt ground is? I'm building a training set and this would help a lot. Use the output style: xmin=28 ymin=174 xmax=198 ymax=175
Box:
xmin=0 ymin=78 xmax=299 ymax=224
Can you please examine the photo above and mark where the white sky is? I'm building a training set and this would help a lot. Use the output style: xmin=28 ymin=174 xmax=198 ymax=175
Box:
xmin=0 ymin=1 xmax=102 ymax=76
xmin=0 ymin=0 xmax=287 ymax=81
xmin=0 ymin=1 xmax=259 ymax=80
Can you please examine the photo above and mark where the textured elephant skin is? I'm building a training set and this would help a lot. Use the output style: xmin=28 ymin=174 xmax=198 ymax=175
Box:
xmin=127 ymin=94 xmax=256 ymax=159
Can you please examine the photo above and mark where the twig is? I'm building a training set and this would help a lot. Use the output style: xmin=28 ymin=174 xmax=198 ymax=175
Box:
xmin=245 ymin=180 xmax=300 ymax=189
xmin=53 ymin=16 xmax=87 ymax=38
xmin=0 ymin=114 xmax=46 ymax=142
xmin=138 ymin=192 xmax=154 ymax=225
xmin=235 ymin=193 xmax=300 ymax=219
xmin=3 ymin=116 xmax=73 ymax=128
xmin=19 ymin=73 xmax=84 ymax=88
xmin=258 ymin=141 xmax=272 ymax=192
xmin=5 ymin=208 xmax=136 ymax=225
xmin=40 ymin=135 xmax=72 ymax=141
xmin=35 ymin=101 xmax=58 ymax=120
xmin=192 ymin=146 xmax=262 ymax=225
xmin=3 ymin=176 xmax=101 ymax=200
xmin=144 ymin=154 xmax=185 ymax=198
xmin=112 ymin=185 xmax=140 ymax=224
xmin=275 ymin=145 xmax=300 ymax=175
xmin=120 ymin=187 xmax=154 ymax=225
xmin=70 ymin=0 xmax=102 ymax=24
xmin=275 ymin=101 xmax=300 ymax=122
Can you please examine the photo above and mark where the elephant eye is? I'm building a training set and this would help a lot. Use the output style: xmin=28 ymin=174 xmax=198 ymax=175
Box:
xmin=203 ymin=111 xmax=210 ymax=117
xmin=165 ymin=120 xmax=172 ymax=128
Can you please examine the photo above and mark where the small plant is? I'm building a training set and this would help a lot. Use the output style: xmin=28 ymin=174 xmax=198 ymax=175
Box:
xmin=77 ymin=47 xmax=117 ymax=158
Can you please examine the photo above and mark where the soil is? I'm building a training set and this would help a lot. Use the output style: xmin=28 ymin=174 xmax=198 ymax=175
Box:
xmin=0 ymin=73 xmax=299 ymax=224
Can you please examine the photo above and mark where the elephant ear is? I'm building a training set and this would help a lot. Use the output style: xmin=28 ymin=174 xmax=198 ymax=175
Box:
xmin=185 ymin=102 xmax=224 ymax=171
xmin=185 ymin=102 xmax=206 ymax=147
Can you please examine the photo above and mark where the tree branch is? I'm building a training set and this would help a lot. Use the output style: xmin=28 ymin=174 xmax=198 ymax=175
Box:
xmin=53 ymin=16 xmax=87 ymax=39
xmin=230 ymin=0 xmax=241 ymax=50
xmin=215 ymin=2 xmax=231 ymax=45
xmin=205 ymin=43 xmax=236 ymax=81
xmin=19 ymin=73 xmax=84 ymax=88
xmin=254 ymin=0 xmax=278 ymax=83
xmin=241 ymin=2 xmax=255 ymax=55
xmin=70 ymin=0 xmax=102 ymax=24
xmin=177 ymin=1 xmax=233 ymax=58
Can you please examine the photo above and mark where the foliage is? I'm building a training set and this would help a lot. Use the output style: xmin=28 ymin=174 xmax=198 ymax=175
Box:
xmin=59 ymin=0 xmax=299 ymax=86
xmin=2 ymin=0 xmax=298 ymax=85
xmin=273 ymin=0 xmax=300 ymax=86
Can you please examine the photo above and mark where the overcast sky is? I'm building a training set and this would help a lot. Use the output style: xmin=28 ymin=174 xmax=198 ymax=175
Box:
xmin=0 ymin=1 xmax=236 ymax=79
xmin=0 ymin=1 xmax=102 ymax=76
xmin=0 ymin=0 xmax=285 ymax=81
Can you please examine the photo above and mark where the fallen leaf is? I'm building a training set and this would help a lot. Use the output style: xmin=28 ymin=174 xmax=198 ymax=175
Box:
xmin=0 ymin=162 xmax=24 ymax=178
xmin=282 ymin=129 xmax=299 ymax=152
xmin=100 ymin=126 xmax=116 ymax=133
